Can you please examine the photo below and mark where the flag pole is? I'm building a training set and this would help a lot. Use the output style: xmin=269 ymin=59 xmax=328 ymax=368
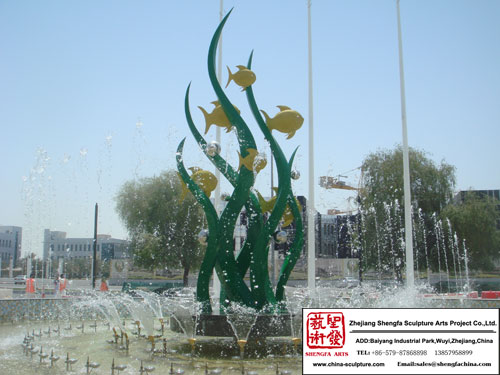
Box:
xmin=396 ymin=0 xmax=414 ymax=288
xmin=307 ymin=0 xmax=316 ymax=292
xmin=212 ymin=0 xmax=224 ymax=300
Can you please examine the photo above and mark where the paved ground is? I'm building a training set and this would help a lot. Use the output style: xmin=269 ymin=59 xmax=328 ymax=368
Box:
xmin=0 ymin=277 xmax=123 ymax=291
xmin=1 ymin=276 xmax=499 ymax=293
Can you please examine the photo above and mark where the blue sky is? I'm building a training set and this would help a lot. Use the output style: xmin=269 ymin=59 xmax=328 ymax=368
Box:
xmin=1 ymin=1 xmax=499 ymax=257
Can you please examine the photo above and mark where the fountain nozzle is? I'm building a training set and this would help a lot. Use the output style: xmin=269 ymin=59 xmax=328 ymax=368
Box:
xmin=134 ymin=320 xmax=142 ymax=336
xmin=111 ymin=358 xmax=127 ymax=375
xmin=38 ymin=346 xmax=48 ymax=363
xmin=292 ymin=337 xmax=301 ymax=353
xmin=85 ymin=356 xmax=100 ymax=374
xmin=65 ymin=352 xmax=78 ymax=371
xmin=140 ymin=360 xmax=156 ymax=374
xmin=237 ymin=339 xmax=247 ymax=359
xmin=148 ymin=335 xmax=155 ymax=351
xmin=188 ymin=337 xmax=197 ymax=355
xmin=49 ymin=349 xmax=60 ymax=367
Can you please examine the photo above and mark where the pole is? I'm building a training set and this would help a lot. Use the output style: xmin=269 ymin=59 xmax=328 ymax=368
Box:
xmin=92 ymin=203 xmax=98 ymax=289
xmin=271 ymin=154 xmax=276 ymax=287
xmin=307 ymin=0 xmax=316 ymax=291
xmin=396 ymin=0 xmax=414 ymax=288
xmin=212 ymin=0 xmax=224 ymax=300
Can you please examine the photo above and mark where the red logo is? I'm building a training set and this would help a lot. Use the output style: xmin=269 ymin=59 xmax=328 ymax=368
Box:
xmin=306 ymin=311 xmax=345 ymax=349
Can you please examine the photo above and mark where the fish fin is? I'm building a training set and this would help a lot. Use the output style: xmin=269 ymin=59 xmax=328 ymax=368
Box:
xmin=286 ymin=130 xmax=296 ymax=139
xmin=260 ymin=110 xmax=272 ymax=129
xmin=277 ymin=105 xmax=291 ymax=111
xmin=211 ymin=100 xmax=220 ymax=107
xmin=225 ymin=66 xmax=233 ymax=88
xmin=198 ymin=106 xmax=212 ymax=134
xmin=224 ymin=125 xmax=232 ymax=133
xmin=188 ymin=167 xmax=201 ymax=174
xmin=236 ymin=65 xmax=247 ymax=70
xmin=282 ymin=217 xmax=292 ymax=228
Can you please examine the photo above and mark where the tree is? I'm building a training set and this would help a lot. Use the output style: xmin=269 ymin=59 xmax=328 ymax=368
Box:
xmin=360 ymin=146 xmax=456 ymax=214
xmin=359 ymin=146 xmax=456 ymax=281
xmin=116 ymin=170 xmax=205 ymax=286
xmin=441 ymin=193 xmax=500 ymax=271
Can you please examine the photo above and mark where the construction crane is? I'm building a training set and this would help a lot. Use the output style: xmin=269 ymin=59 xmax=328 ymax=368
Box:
xmin=319 ymin=175 xmax=359 ymax=191
xmin=320 ymin=167 xmax=365 ymax=215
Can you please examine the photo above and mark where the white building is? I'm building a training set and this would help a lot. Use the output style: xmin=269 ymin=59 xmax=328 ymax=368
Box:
xmin=0 ymin=226 xmax=22 ymax=265
xmin=43 ymin=229 xmax=129 ymax=261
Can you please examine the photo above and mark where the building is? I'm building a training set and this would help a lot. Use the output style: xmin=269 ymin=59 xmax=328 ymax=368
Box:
xmin=0 ymin=226 xmax=22 ymax=265
xmin=214 ymin=194 xmax=359 ymax=263
xmin=317 ymin=214 xmax=336 ymax=258
xmin=43 ymin=229 xmax=129 ymax=261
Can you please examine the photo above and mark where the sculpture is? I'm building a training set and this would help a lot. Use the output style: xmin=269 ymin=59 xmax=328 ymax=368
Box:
xmin=176 ymin=9 xmax=304 ymax=314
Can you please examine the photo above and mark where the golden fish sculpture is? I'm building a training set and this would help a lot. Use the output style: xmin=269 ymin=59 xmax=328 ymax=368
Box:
xmin=179 ymin=167 xmax=218 ymax=201
xmin=198 ymin=100 xmax=240 ymax=134
xmin=257 ymin=188 xmax=302 ymax=228
xmin=257 ymin=189 xmax=277 ymax=213
xmin=237 ymin=148 xmax=267 ymax=173
xmin=260 ymin=105 xmax=304 ymax=139
xmin=226 ymin=65 xmax=256 ymax=91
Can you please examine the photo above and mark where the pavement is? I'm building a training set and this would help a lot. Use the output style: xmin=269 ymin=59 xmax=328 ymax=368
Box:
xmin=0 ymin=277 xmax=123 ymax=293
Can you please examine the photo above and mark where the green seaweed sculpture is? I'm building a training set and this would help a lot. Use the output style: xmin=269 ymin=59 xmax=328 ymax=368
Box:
xmin=176 ymin=9 xmax=304 ymax=314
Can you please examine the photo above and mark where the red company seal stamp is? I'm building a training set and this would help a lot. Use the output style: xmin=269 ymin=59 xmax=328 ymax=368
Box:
xmin=306 ymin=311 xmax=345 ymax=349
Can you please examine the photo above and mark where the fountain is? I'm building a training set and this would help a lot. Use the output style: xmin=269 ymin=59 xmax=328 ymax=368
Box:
xmin=1 ymin=7 xmax=499 ymax=375
xmin=172 ymin=9 xmax=304 ymax=347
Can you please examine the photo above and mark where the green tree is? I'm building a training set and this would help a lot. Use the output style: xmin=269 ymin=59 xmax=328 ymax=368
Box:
xmin=441 ymin=193 xmax=500 ymax=271
xmin=359 ymin=146 xmax=456 ymax=281
xmin=360 ymin=146 xmax=456 ymax=214
xmin=116 ymin=170 xmax=205 ymax=286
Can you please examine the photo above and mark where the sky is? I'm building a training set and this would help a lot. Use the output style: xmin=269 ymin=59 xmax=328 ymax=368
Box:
xmin=1 ymin=0 xmax=499 ymax=257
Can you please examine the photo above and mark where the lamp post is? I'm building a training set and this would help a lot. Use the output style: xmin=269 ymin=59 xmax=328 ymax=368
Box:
xmin=91 ymin=203 xmax=98 ymax=290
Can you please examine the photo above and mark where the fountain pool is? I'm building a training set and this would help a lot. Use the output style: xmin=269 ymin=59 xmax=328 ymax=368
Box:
xmin=1 ymin=285 xmax=499 ymax=375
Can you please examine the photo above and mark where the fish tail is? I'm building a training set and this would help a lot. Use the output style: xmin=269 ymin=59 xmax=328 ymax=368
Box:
xmin=237 ymin=151 xmax=243 ymax=171
xmin=225 ymin=66 xmax=233 ymax=88
xmin=256 ymin=191 xmax=267 ymax=211
xmin=198 ymin=106 xmax=212 ymax=134
xmin=260 ymin=110 xmax=273 ymax=130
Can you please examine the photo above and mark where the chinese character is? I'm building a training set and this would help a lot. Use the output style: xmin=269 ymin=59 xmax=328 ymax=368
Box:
xmin=309 ymin=313 xmax=325 ymax=330
xmin=309 ymin=330 xmax=325 ymax=345
xmin=327 ymin=329 xmax=343 ymax=346
xmin=306 ymin=311 xmax=345 ymax=349
xmin=327 ymin=314 xmax=342 ymax=328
